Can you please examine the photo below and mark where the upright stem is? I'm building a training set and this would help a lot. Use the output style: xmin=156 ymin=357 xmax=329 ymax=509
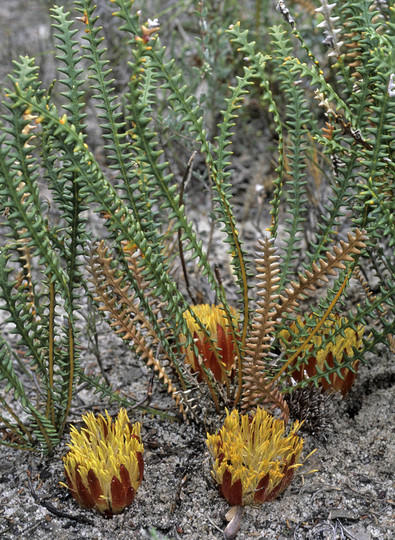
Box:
xmin=46 ymin=279 xmax=55 ymax=424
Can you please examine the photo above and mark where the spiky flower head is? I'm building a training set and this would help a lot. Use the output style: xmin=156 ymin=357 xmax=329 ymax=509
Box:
xmin=206 ymin=408 xmax=304 ymax=506
xmin=180 ymin=304 xmax=238 ymax=383
xmin=281 ymin=314 xmax=364 ymax=396
xmin=62 ymin=408 xmax=144 ymax=515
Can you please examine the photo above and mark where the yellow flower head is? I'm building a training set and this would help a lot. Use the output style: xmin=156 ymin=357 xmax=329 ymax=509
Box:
xmin=180 ymin=304 xmax=238 ymax=383
xmin=206 ymin=408 xmax=304 ymax=506
xmin=281 ymin=314 xmax=364 ymax=396
xmin=62 ymin=408 xmax=143 ymax=515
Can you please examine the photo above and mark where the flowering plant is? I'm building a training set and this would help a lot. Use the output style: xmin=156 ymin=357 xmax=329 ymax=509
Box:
xmin=280 ymin=315 xmax=364 ymax=396
xmin=62 ymin=408 xmax=144 ymax=515
xmin=180 ymin=304 xmax=238 ymax=383
xmin=206 ymin=408 xmax=305 ymax=506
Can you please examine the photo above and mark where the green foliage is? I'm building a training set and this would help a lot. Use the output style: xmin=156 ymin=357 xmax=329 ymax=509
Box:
xmin=0 ymin=0 xmax=394 ymax=452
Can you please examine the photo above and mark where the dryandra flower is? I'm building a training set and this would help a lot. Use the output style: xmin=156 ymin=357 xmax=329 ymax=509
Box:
xmin=62 ymin=408 xmax=143 ymax=515
xmin=206 ymin=408 xmax=304 ymax=506
xmin=280 ymin=314 xmax=364 ymax=396
xmin=180 ymin=304 xmax=238 ymax=383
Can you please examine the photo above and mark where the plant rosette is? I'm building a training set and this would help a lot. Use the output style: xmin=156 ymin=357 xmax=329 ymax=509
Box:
xmin=206 ymin=408 xmax=306 ymax=506
xmin=61 ymin=408 xmax=144 ymax=515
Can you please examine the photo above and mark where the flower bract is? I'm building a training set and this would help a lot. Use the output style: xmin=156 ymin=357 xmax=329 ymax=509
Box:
xmin=180 ymin=304 xmax=237 ymax=383
xmin=281 ymin=314 xmax=364 ymax=396
xmin=62 ymin=408 xmax=144 ymax=515
xmin=206 ymin=408 xmax=304 ymax=506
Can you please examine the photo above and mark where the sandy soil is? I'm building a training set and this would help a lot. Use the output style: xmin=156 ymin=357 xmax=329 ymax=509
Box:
xmin=0 ymin=353 xmax=394 ymax=539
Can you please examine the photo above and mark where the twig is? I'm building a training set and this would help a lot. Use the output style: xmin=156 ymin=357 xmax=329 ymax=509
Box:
xmin=178 ymin=151 xmax=198 ymax=304
xmin=86 ymin=296 xmax=110 ymax=385
xmin=129 ymin=369 xmax=154 ymax=410
xmin=205 ymin=162 xmax=216 ymax=260
xmin=336 ymin=520 xmax=360 ymax=540
xmin=26 ymin=465 xmax=94 ymax=526
xmin=206 ymin=515 xmax=224 ymax=534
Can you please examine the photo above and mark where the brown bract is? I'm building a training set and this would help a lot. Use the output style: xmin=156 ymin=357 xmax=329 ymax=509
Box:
xmin=180 ymin=304 xmax=238 ymax=384
xmin=206 ymin=408 xmax=305 ymax=506
xmin=281 ymin=314 xmax=364 ymax=396
xmin=62 ymin=409 xmax=144 ymax=516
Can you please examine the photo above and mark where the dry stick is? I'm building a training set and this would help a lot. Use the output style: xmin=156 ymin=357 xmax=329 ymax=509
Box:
xmin=124 ymin=376 xmax=154 ymax=410
xmin=26 ymin=465 xmax=94 ymax=526
xmin=85 ymin=296 xmax=110 ymax=385
xmin=128 ymin=356 xmax=155 ymax=410
xmin=205 ymin=162 xmax=216 ymax=260
xmin=178 ymin=151 xmax=198 ymax=304
xmin=178 ymin=154 xmax=235 ymax=407
xmin=46 ymin=279 xmax=55 ymax=424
